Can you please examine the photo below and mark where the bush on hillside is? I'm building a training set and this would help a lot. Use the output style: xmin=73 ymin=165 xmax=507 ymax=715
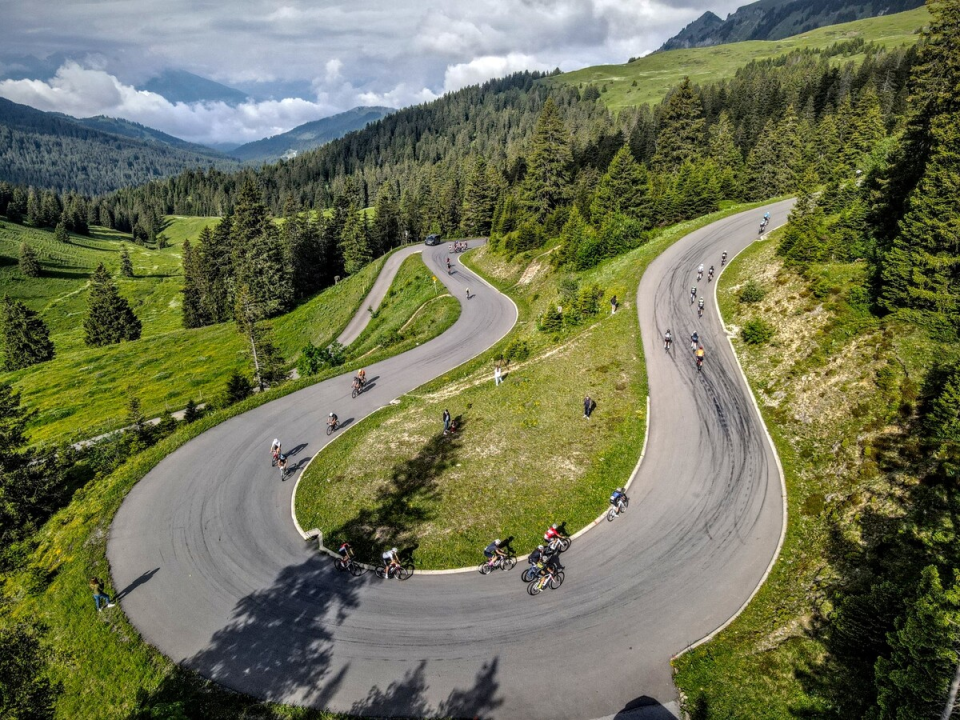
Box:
xmin=297 ymin=341 xmax=345 ymax=377
xmin=741 ymin=318 xmax=775 ymax=345
xmin=738 ymin=279 xmax=766 ymax=304
xmin=502 ymin=337 xmax=530 ymax=363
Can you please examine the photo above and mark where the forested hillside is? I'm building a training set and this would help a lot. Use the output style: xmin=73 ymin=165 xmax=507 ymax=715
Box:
xmin=660 ymin=0 xmax=925 ymax=50
xmin=0 ymin=97 xmax=239 ymax=195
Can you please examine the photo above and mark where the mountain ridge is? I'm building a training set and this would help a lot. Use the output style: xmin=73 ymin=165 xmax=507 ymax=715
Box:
xmin=660 ymin=0 xmax=925 ymax=51
xmin=228 ymin=106 xmax=394 ymax=162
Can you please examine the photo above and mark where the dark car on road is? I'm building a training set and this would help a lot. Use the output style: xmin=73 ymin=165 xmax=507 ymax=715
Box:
xmin=424 ymin=234 xmax=442 ymax=246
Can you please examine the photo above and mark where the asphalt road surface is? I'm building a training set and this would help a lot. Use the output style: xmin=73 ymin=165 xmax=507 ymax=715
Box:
xmin=108 ymin=205 xmax=791 ymax=719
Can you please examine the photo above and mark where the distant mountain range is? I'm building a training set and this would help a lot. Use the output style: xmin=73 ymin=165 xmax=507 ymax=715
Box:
xmin=0 ymin=97 xmax=239 ymax=194
xmin=228 ymin=106 xmax=393 ymax=163
xmin=659 ymin=0 xmax=925 ymax=51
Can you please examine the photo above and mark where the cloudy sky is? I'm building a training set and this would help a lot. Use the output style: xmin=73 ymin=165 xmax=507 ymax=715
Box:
xmin=0 ymin=0 xmax=742 ymax=146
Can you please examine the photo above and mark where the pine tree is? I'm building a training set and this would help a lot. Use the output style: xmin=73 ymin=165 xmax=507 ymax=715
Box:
xmin=0 ymin=295 xmax=55 ymax=371
xmin=234 ymin=284 xmax=284 ymax=390
xmin=0 ymin=622 xmax=60 ymax=719
xmin=926 ymin=367 xmax=960 ymax=479
xmin=844 ymin=87 xmax=886 ymax=167
xmin=554 ymin=206 xmax=590 ymax=268
xmin=18 ymin=244 xmax=40 ymax=278
xmin=880 ymin=115 xmax=960 ymax=319
xmin=746 ymin=106 xmax=802 ymax=199
xmin=181 ymin=239 xmax=206 ymax=329
xmin=83 ymin=263 xmax=141 ymax=347
xmin=522 ymin=97 xmax=572 ymax=221
xmin=222 ymin=369 xmax=253 ymax=406
xmin=461 ymin=156 xmax=497 ymax=236
xmin=868 ymin=0 xmax=960 ymax=248
xmin=199 ymin=221 xmax=232 ymax=323
xmin=652 ymin=78 xmax=706 ymax=172
xmin=119 ymin=245 xmax=134 ymax=278
xmin=182 ymin=399 xmax=202 ymax=424
xmin=708 ymin=112 xmax=744 ymax=199
xmin=778 ymin=168 xmax=830 ymax=267
xmin=873 ymin=565 xmax=960 ymax=719
xmin=53 ymin=220 xmax=69 ymax=244
xmin=231 ymin=181 xmax=292 ymax=318
xmin=340 ymin=207 xmax=373 ymax=275
xmin=590 ymin=146 xmax=650 ymax=223
xmin=371 ymin=184 xmax=402 ymax=255
xmin=6 ymin=187 xmax=27 ymax=224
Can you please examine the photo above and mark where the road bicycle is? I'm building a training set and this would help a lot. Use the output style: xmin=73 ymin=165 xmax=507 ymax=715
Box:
xmin=607 ymin=495 xmax=629 ymax=522
xmin=696 ymin=355 xmax=704 ymax=373
xmin=326 ymin=419 xmax=340 ymax=436
xmin=351 ymin=379 xmax=366 ymax=399
xmin=545 ymin=536 xmax=571 ymax=554
xmin=478 ymin=553 xmax=517 ymax=575
xmin=521 ymin=562 xmax=542 ymax=583
xmin=375 ymin=563 xmax=413 ymax=580
xmin=527 ymin=570 xmax=564 ymax=596
xmin=663 ymin=335 xmax=672 ymax=351
xmin=334 ymin=555 xmax=364 ymax=576
xmin=698 ymin=303 xmax=705 ymax=319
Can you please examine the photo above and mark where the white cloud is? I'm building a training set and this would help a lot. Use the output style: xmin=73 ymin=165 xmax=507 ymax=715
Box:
xmin=0 ymin=62 xmax=345 ymax=145
xmin=443 ymin=53 xmax=549 ymax=93
xmin=324 ymin=58 xmax=343 ymax=83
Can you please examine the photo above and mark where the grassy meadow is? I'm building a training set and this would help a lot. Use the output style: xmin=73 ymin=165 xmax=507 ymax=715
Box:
xmin=548 ymin=7 xmax=928 ymax=111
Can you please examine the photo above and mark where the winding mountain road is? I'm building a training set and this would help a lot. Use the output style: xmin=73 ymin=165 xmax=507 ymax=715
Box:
xmin=108 ymin=202 xmax=792 ymax=719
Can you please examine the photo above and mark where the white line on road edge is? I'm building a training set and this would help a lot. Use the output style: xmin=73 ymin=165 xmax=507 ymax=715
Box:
xmin=672 ymin=213 xmax=790 ymax=662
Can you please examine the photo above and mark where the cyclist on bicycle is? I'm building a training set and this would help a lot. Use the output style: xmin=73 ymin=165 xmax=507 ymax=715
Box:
xmin=382 ymin=547 xmax=401 ymax=577
xmin=708 ymin=265 xmax=715 ymax=281
xmin=356 ymin=368 xmax=366 ymax=387
xmin=544 ymin=524 xmax=567 ymax=552
xmin=545 ymin=549 xmax=564 ymax=574
xmin=327 ymin=412 xmax=338 ymax=429
xmin=483 ymin=539 xmax=506 ymax=567
xmin=691 ymin=331 xmax=699 ymax=351
xmin=610 ymin=487 xmax=627 ymax=511
xmin=698 ymin=297 xmax=705 ymax=311
xmin=277 ymin=453 xmax=288 ymax=478
xmin=528 ymin=545 xmax=547 ymax=566
xmin=337 ymin=541 xmax=353 ymax=566
xmin=696 ymin=345 xmax=706 ymax=367
xmin=270 ymin=438 xmax=281 ymax=464
xmin=697 ymin=263 xmax=704 ymax=279
xmin=664 ymin=329 xmax=672 ymax=349
xmin=721 ymin=251 xmax=728 ymax=265
xmin=690 ymin=286 xmax=698 ymax=303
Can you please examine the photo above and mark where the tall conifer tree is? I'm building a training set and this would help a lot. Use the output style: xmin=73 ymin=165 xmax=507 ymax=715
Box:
xmin=591 ymin=146 xmax=650 ymax=222
xmin=18 ymin=244 xmax=40 ymax=278
xmin=0 ymin=295 xmax=55 ymax=371
xmin=653 ymin=78 xmax=706 ymax=172
xmin=522 ymin=97 xmax=572 ymax=221
xmin=83 ymin=263 xmax=141 ymax=347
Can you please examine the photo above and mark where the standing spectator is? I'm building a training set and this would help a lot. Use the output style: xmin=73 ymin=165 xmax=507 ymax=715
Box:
xmin=610 ymin=295 xmax=618 ymax=315
xmin=443 ymin=409 xmax=452 ymax=435
xmin=90 ymin=576 xmax=115 ymax=612
xmin=583 ymin=395 xmax=594 ymax=419
xmin=494 ymin=365 xmax=503 ymax=386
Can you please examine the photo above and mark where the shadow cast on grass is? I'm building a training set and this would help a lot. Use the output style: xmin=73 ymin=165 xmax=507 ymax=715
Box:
xmin=327 ymin=416 xmax=468 ymax=565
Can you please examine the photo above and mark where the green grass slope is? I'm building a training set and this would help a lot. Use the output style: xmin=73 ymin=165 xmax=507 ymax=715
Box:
xmin=0 ymin=217 xmax=391 ymax=444
xmin=549 ymin=7 xmax=928 ymax=111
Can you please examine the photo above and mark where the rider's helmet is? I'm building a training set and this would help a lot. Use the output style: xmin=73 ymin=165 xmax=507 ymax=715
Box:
xmin=551 ymin=523 xmax=558 ymax=529
xmin=494 ymin=539 xmax=501 ymax=545
xmin=537 ymin=545 xmax=545 ymax=550
xmin=329 ymin=412 xmax=334 ymax=417
xmin=392 ymin=547 xmax=398 ymax=553
xmin=616 ymin=488 xmax=623 ymax=493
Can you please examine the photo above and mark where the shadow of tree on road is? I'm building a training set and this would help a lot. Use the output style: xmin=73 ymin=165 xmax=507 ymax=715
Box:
xmin=328 ymin=416 xmax=468 ymax=564
xmin=349 ymin=656 xmax=503 ymax=719
xmin=183 ymin=550 xmax=364 ymax=707
xmin=124 ymin=542 xmax=503 ymax=719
